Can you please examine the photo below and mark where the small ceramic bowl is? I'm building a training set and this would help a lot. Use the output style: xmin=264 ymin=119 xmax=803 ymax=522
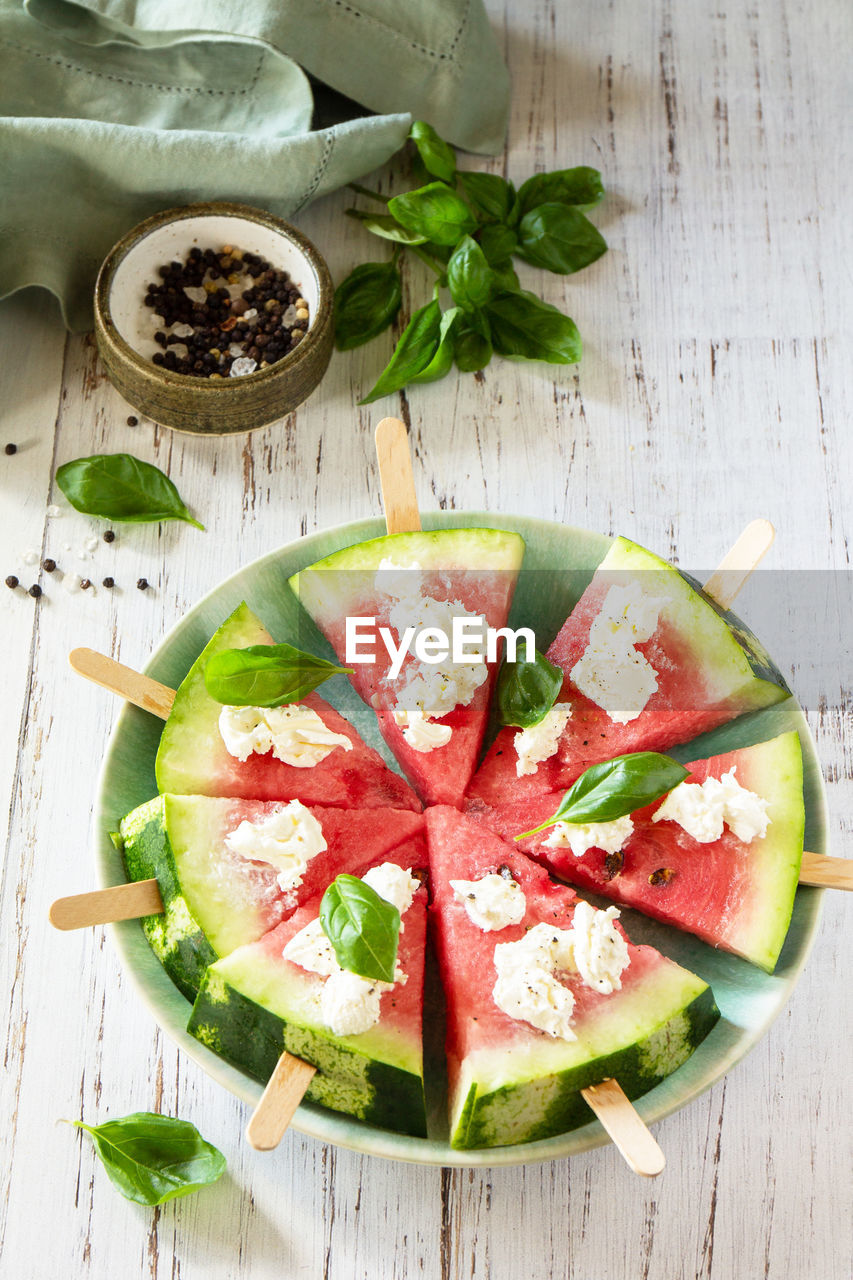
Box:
xmin=94 ymin=202 xmax=334 ymax=435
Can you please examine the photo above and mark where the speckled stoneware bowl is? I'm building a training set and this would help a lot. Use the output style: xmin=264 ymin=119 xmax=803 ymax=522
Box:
xmin=94 ymin=202 xmax=334 ymax=435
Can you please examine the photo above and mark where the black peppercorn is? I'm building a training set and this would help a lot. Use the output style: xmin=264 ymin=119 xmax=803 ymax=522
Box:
xmin=137 ymin=578 xmax=149 ymax=591
xmin=28 ymin=584 xmax=42 ymax=598
xmin=5 ymin=443 xmax=17 ymax=455
xmin=80 ymin=579 xmax=91 ymax=590
xmin=103 ymin=530 xmax=115 ymax=543
xmin=5 ymin=575 xmax=18 ymax=588
xmin=102 ymin=577 xmax=115 ymax=589
xmin=43 ymin=558 xmax=56 ymax=572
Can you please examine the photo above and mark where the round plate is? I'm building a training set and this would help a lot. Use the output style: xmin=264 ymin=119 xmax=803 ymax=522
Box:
xmin=95 ymin=513 xmax=826 ymax=1167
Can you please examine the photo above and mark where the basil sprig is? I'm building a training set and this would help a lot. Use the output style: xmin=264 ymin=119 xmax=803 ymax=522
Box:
xmin=56 ymin=453 xmax=203 ymax=528
xmin=497 ymin=649 xmax=563 ymax=728
xmin=70 ymin=1112 xmax=225 ymax=1206
xmin=336 ymin=121 xmax=607 ymax=399
xmin=320 ymin=874 xmax=401 ymax=983
xmin=204 ymin=643 xmax=351 ymax=708
xmin=516 ymin=753 xmax=690 ymax=839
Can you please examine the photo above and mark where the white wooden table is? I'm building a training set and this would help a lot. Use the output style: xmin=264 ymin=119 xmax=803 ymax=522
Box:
xmin=2 ymin=1 xmax=851 ymax=1276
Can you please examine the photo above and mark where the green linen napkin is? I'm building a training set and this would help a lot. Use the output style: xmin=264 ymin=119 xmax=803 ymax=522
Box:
xmin=0 ymin=0 xmax=509 ymax=330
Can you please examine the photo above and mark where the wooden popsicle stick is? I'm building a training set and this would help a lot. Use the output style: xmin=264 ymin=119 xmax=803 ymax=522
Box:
xmin=69 ymin=647 xmax=175 ymax=720
xmin=49 ymin=879 xmax=163 ymax=929
xmin=245 ymin=1052 xmax=318 ymax=1150
xmin=799 ymin=851 xmax=853 ymax=891
xmin=702 ymin=518 xmax=775 ymax=609
xmin=375 ymin=417 xmax=422 ymax=534
xmin=581 ymin=1079 xmax=666 ymax=1177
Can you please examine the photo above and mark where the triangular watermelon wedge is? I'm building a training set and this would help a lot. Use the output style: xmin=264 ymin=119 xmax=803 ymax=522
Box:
xmin=426 ymin=806 xmax=719 ymax=1150
xmin=155 ymin=602 xmax=420 ymax=811
xmin=470 ymin=732 xmax=804 ymax=973
xmin=188 ymin=837 xmax=429 ymax=1137
xmin=468 ymin=536 xmax=790 ymax=809
xmin=120 ymin=794 xmax=425 ymax=1001
xmin=289 ymin=528 xmax=525 ymax=806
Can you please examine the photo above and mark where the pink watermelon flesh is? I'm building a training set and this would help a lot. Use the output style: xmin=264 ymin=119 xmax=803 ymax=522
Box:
xmin=467 ymin=732 xmax=804 ymax=972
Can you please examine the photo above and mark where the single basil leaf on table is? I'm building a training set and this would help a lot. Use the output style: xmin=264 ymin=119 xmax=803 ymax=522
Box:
xmin=410 ymin=307 xmax=461 ymax=384
xmin=497 ymin=649 xmax=564 ymax=728
xmin=446 ymin=236 xmax=495 ymax=312
xmin=359 ymin=297 xmax=442 ymax=403
xmin=70 ymin=1112 xmax=225 ymax=1207
xmin=477 ymin=222 xmax=519 ymax=265
xmin=204 ymin=644 xmax=352 ymax=708
xmin=334 ymin=260 xmax=403 ymax=351
xmin=345 ymin=209 xmax=428 ymax=246
xmin=458 ymin=172 xmax=517 ymax=223
xmin=485 ymin=291 xmax=582 ymax=364
xmin=517 ymin=204 xmax=608 ymax=275
xmin=516 ymin=753 xmax=691 ymax=839
xmin=454 ymin=317 xmax=493 ymax=373
xmin=408 ymin=120 xmax=457 ymax=184
xmin=320 ymin=874 xmax=401 ymax=983
xmin=388 ymin=183 xmax=477 ymax=247
xmin=517 ymin=166 xmax=605 ymax=217
xmin=55 ymin=454 xmax=204 ymax=528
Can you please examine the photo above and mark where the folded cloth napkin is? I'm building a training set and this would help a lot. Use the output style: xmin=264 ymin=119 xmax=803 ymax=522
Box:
xmin=0 ymin=0 xmax=509 ymax=330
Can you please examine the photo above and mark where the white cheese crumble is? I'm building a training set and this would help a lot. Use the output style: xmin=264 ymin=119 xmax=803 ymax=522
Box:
xmin=377 ymin=558 xmax=488 ymax=752
xmin=570 ymin=581 xmax=669 ymax=723
xmin=652 ymin=767 xmax=770 ymax=844
xmin=224 ymin=799 xmax=327 ymax=892
xmin=569 ymin=901 xmax=630 ymax=995
xmin=218 ymin=702 xmax=352 ymax=767
xmin=449 ymin=872 xmax=526 ymax=931
xmin=544 ymin=814 xmax=634 ymax=858
xmin=282 ymin=862 xmax=419 ymax=1037
xmin=514 ymin=702 xmax=572 ymax=776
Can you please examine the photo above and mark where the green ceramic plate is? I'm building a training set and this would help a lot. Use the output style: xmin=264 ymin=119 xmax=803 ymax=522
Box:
xmin=95 ymin=513 xmax=826 ymax=1167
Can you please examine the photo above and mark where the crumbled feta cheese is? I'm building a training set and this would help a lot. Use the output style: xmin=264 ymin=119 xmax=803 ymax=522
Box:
xmin=224 ymin=799 xmax=327 ymax=891
xmin=570 ymin=582 xmax=669 ymax=723
xmin=218 ymin=703 xmax=352 ymax=767
xmin=320 ymin=969 xmax=391 ymax=1036
xmin=230 ymin=356 xmax=257 ymax=377
xmin=544 ymin=814 xmax=634 ymax=858
xmin=281 ymin=916 xmax=338 ymax=975
xmin=361 ymin=862 xmax=421 ymax=920
xmin=653 ymin=767 xmax=770 ymax=844
xmin=450 ymin=873 xmax=526 ymax=931
xmin=568 ymin=901 xmax=629 ymax=994
xmin=393 ymin=707 xmax=453 ymax=752
xmin=514 ymin=703 xmax=572 ymax=776
xmin=493 ymin=923 xmax=578 ymax=1040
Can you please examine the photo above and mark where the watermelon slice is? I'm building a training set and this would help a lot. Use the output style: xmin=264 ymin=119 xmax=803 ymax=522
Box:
xmin=120 ymin=794 xmax=424 ymax=1001
xmin=188 ymin=839 xmax=429 ymax=1136
xmin=472 ymin=732 xmax=804 ymax=973
xmin=426 ymin=806 xmax=719 ymax=1149
xmin=468 ymin=536 xmax=790 ymax=809
xmin=155 ymin=602 xmax=420 ymax=811
xmin=288 ymin=528 xmax=525 ymax=806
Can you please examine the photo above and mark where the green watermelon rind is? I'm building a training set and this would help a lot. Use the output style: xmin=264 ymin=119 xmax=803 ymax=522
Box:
xmin=450 ymin=973 xmax=720 ymax=1150
xmin=120 ymin=796 xmax=217 ymax=1003
xmin=189 ymin=953 xmax=428 ymax=1138
xmin=155 ymin=602 xmax=272 ymax=796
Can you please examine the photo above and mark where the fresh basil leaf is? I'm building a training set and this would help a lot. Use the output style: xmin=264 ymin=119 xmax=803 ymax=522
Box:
xmin=478 ymin=222 xmax=519 ymax=265
xmin=410 ymin=307 xmax=461 ymax=384
xmin=388 ymin=183 xmax=477 ymax=247
xmin=497 ymin=649 xmax=564 ymax=728
xmin=486 ymin=291 xmax=582 ymax=364
xmin=55 ymin=454 xmax=203 ymax=529
xmin=517 ymin=166 xmax=605 ymax=216
xmin=454 ymin=317 xmax=493 ymax=372
xmin=490 ymin=260 xmax=521 ymax=293
xmin=334 ymin=261 xmax=403 ymax=351
xmin=516 ymin=753 xmax=690 ymax=839
xmin=458 ymin=172 xmax=517 ymax=223
xmin=517 ymin=204 xmax=608 ymax=275
xmin=70 ymin=1113 xmax=225 ymax=1207
xmin=409 ymin=121 xmax=457 ymax=184
xmin=359 ymin=297 xmax=442 ymax=403
xmin=446 ymin=236 xmax=495 ymax=312
xmin=345 ymin=209 xmax=428 ymax=246
xmin=320 ymin=874 xmax=401 ymax=983
xmin=204 ymin=643 xmax=351 ymax=708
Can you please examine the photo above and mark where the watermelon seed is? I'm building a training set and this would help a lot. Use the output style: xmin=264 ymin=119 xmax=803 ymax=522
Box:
xmin=603 ymin=851 xmax=624 ymax=880
xmin=649 ymin=867 xmax=676 ymax=886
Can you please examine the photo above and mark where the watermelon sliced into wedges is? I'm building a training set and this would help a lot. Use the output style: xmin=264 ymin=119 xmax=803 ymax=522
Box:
xmin=426 ymin=806 xmax=719 ymax=1149
xmin=474 ymin=732 xmax=804 ymax=973
xmin=468 ymin=536 xmax=790 ymax=810
xmin=120 ymin=794 xmax=425 ymax=1001
xmin=188 ymin=839 xmax=429 ymax=1137
xmin=155 ymin=602 xmax=420 ymax=811
xmin=289 ymin=528 xmax=525 ymax=807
